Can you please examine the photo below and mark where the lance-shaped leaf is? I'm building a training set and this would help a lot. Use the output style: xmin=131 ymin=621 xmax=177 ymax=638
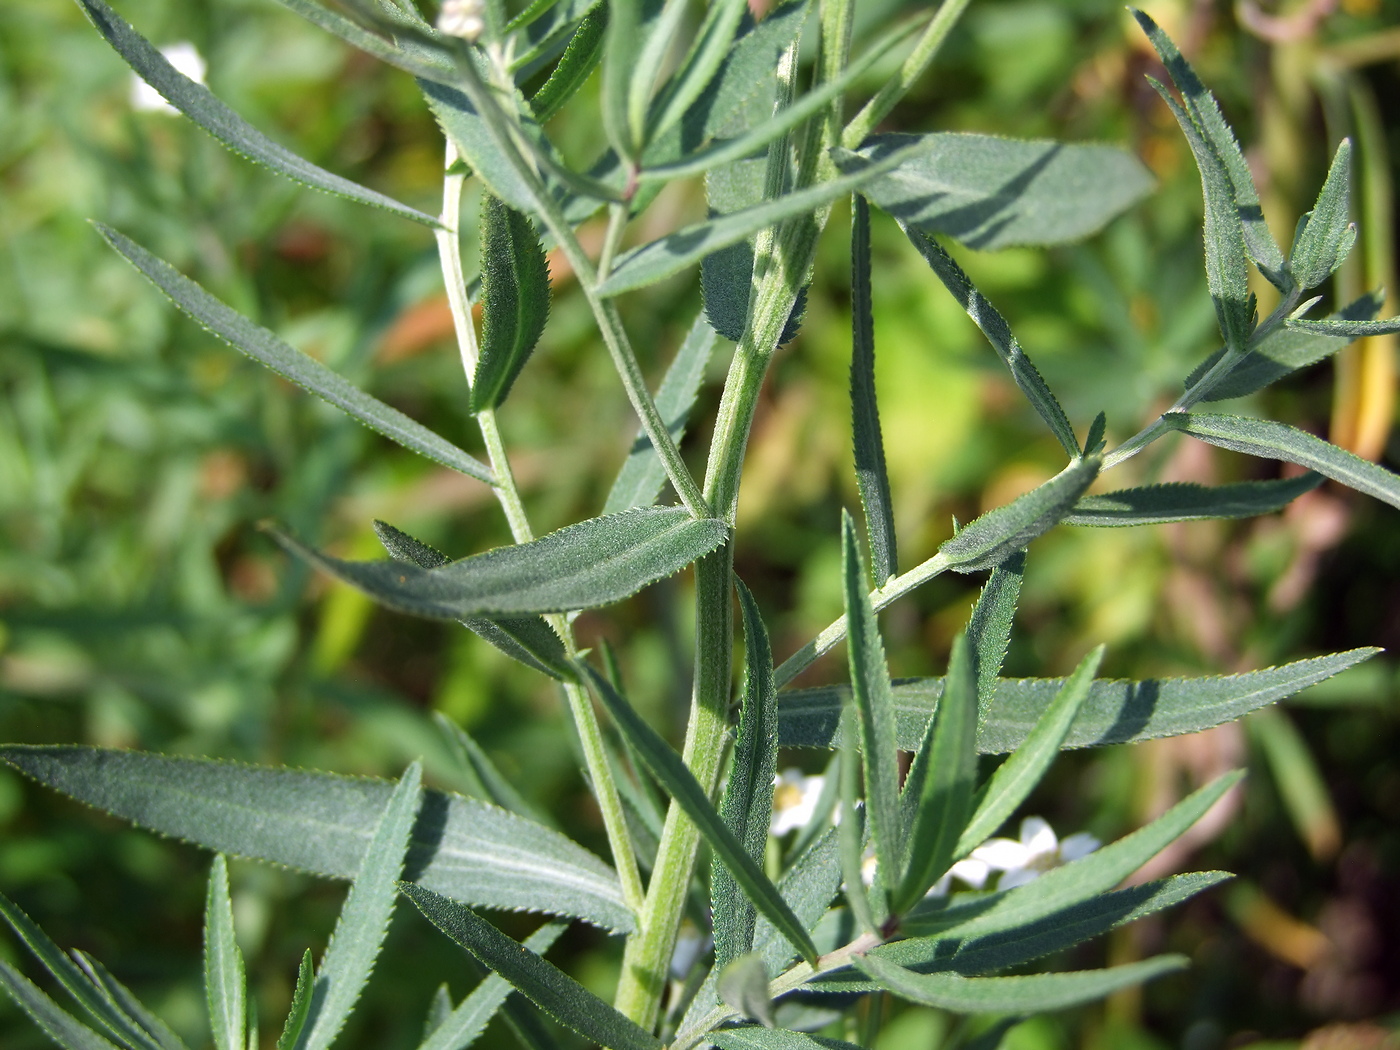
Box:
xmin=206 ymin=857 xmax=247 ymax=1050
xmin=374 ymin=522 xmax=573 ymax=682
xmin=1163 ymin=413 xmax=1400 ymax=511
xmin=1185 ymin=292 xmax=1384 ymax=401
xmin=77 ymin=0 xmax=438 ymax=227
xmin=579 ymin=665 xmax=819 ymax=964
xmin=716 ymin=954 xmax=774 ymax=1028
xmin=271 ymin=506 xmax=727 ymax=619
xmin=435 ymin=714 xmax=550 ymax=825
xmin=472 ymin=196 xmax=551 ymax=412
xmin=511 ymin=0 xmax=601 ymax=73
xmin=0 ymin=959 xmax=121 ymax=1050
xmin=604 ymin=313 xmax=719 ymax=514
xmin=1063 ymin=474 xmax=1322 ymax=527
xmin=0 ymin=747 xmax=633 ymax=933
xmin=422 ymin=78 xmax=550 ymax=218
xmin=900 ymin=229 xmax=1078 ymax=457
xmin=853 ymin=954 xmax=1187 ymax=1013
xmin=528 ymin=7 xmax=606 ymax=125
xmin=837 ymin=133 xmax=1153 ymax=250
xmin=966 ymin=553 xmax=1024 ymax=710
xmin=277 ymin=952 xmax=315 ymax=1050
xmin=850 ymin=196 xmax=897 ymax=584
xmin=895 ymin=635 xmax=978 ymax=913
xmin=296 ymin=763 xmax=421 ymax=1050
xmin=775 ymin=648 xmax=1377 ymax=752
xmin=841 ymin=511 xmax=903 ymax=906
xmin=1287 ymin=139 xmax=1357 ymax=290
xmin=642 ymin=0 xmax=749 ymax=143
xmin=596 ymin=137 xmax=934 ymax=297
xmin=752 ymin=826 xmax=842 ymax=974
xmin=713 ymin=581 xmax=780 ymax=969
xmin=709 ymin=1028 xmax=862 ymax=1050
xmin=937 ymin=456 xmax=1101 ymax=574
xmin=70 ymin=954 xmax=186 ymax=1050
xmin=417 ymin=923 xmax=565 ymax=1050
xmin=97 ymin=226 xmax=493 ymax=484
xmin=955 ymin=646 xmax=1102 ymax=858
xmin=401 ymin=886 xmax=660 ymax=1050
xmin=1288 ymin=315 xmax=1400 ymax=338
xmin=1131 ymin=9 xmax=1285 ymax=287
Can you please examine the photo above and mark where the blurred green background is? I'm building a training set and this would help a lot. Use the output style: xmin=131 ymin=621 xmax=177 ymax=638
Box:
xmin=2 ymin=0 xmax=1399 ymax=1047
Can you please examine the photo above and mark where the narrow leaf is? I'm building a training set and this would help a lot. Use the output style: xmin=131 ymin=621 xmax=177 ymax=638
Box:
xmin=1163 ymin=413 xmax=1400 ymax=510
xmin=417 ymin=924 xmax=565 ymax=1050
xmin=1287 ymin=139 xmax=1356 ymax=290
xmin=713 ymin=580 xmax=780 ymax=969
xmin=0 ymin=747 xmax=633 ymax=933
xmin=841 ymin=511 xmax=903 ymax=908
xmin=603 ymin=313 xmax=719 ymax=514
xmin=709 ymin=1029 xmax=862 ymax=1050
xmin=600 ymin=0 xmax=641 ymax=158
xmin=753 ymin=826 xmax=842 ymax=974
xmin=854 ymin=953 xmax=1187 ymax=1013
xmin=850 ymin=196 xmax=897 ymax=584
xmin=70 ymin=954 xmax=187 ymax=1050
xmin=716 ymin=955 xmax=773 ymax=1028
xmin=528 ymin=7 xmax=606 ymax=125
xmin=96 ymin=226 xmax=492 ymax=484
xmin=838 ymin=712 xmax=879 ymax=934
xmin=401 ymin=885 xmax=661 ymax=1050
xmin=955 ymin=646 xmax=1103 ymax=858
xmin=0 ymin=959 xmax=121 ymax=1050
xmin=276 ymin=952 xmax=314 ymax=1050
xmin=374 ymin=521 xmax=574 ymax=683
xmin=579 ymin=665 xmax=820 ymax=964
xmin=937 ymin=456 xmax=1101 ymax=573
xmin=78 ymin=0 xmax=438 ymax=227
xmin=472 ymin=196 xmax=551 ymax=412
xmin=775 ymin=649 xmax=1377 ymax=753
xmin=895 ymin=634 xmax=978 ymax=913
xmin=642 ymin=0 xmax=748 ymax=142
xmin=206 ymin=856 xmax=247 ymax=1050
xmin=1287 ymin=315 xmax=1400 ymax=338
xmin=839 ymin=133 xmax=1154 ymax=250
xmin=966 ymin=553 xmax=1025 ymax=708
xmin=435 ymin=714 xmax=549 ymax=825
xmin=271 ymin=506 xmax=728 ymax=618
xmin=1063 ymin=474 xmax=1323 ymax=526
xmin=900 ymin=228 xmax=1079 ymax=456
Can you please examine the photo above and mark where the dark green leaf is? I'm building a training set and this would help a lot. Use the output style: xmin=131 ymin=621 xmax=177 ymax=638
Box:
xmin=527 ymin=7 xmax=606 ymax=124
xmin=435 ymin=714 xmax=550 ymax=825
xmin=839 ymin=133 xmax=1153 ymax=250
xmin=277 ymin=952 xmax=315 ymax=1050
xmin=1163 ymin=413 xmax=1400 ymax=510
xmin=714 ymin=580 xmax=780 ymax=969
xmin=965 ymin=553 xmax=1024 ymax=709
xmin=70 ymin=954 xmax=186 ymax=1050
xmin=473 ymin=196 xmax=551 ymax=412
xmin=709 ymin=1029 xmax=862 ymax=1050
xmin=775 ymin=648 xmax=1377 ymax=752
xmin=900 ymin=229 xmax=1079 ymax=457
xmin=1287 ymin=316 xmax=1400 ymax=338
xmin=401 ymin=886 xmax=660 ymax=1050
xmin=206 ymin=857 xmax=247 ymax=1050
xmin=0 ymin=959 xmax=121 ymax=1050
xmin=0 ymin=747 xmax=633 ymax=933
xmin=579 ymin=666 xmax=819 ymax=964
xmin=96 ymin=226 xmax=493 ymax=484
xmin=1063 ymin=474 xmax=1323 ymax=526
xmin=1287 ymin=139 xmax=1356 ymax=290
xmin=271 ymin=506 xmax=728 ymax=618
xmin=753 ymin=827 xmax=842 ymax=974
xmin=642 ymin=0 xmax=749 ymax=142
xmin=850 ymin=196 xmax=897 ymax=584
xmin=717 ymin=955 xmax=773 ymax=1028
xmin=854 ymin=953 xmax=1187 ymax=1013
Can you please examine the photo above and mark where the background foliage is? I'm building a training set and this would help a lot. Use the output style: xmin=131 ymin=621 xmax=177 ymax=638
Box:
xmin=2 ymin=0 xmax=1399 ymax=1047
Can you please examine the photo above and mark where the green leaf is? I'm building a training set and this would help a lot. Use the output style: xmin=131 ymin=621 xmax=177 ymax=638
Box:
xmin=955 ymin=647 xmax=1103 ymax=858
xmin=839 ymin=133 xmax=1154 ymax=250
xmin=841 ymin=511 xmax=903 ymax=908
xmin=265 ymin=0 xmax=452 ymax=84
xmin=76 ymin=0 xmax=439 ymax=227
xmin=0 ymin=959 xmax=121 ymax=1050
xmin=1130 ymin=9 xmax=1285 ymax=287
xmin=69 ymin=954 xmax=187 ymax=1050
xmin=850 ymin=196 xmax=898 ymax=584
xmin=895 ymin=634 xmax=978 ymax=913
xmin=965 ymin=553 xmax=1025 ymax=710
xmin=641 ymin=0 xmax=749 ymax=143
xmin=422 ymin=78 xmax=549 ymax=218
xmin=376 ymin=521 xmax=575 ymax=682
xmin=401 ymin=886 xmax=661 ymax=1050
xmin=271 ymin=506 xmax=728 ymax=618
xmin=853 ymin=954 xmax=1187 ymax=1013
xmin=937 ymin=456 xmax=1101 ymax=573
xmin=472 ymin=196 xmax=551 ymax=412
xmin=713 ymin=580 xmax=780 ymax=969
xmin=511 ymin=0 xmax=601 ymax=73
xmin=206 ymin=857 xmax=247 ymax=1050
xmin=837 ymin=711 xmax=879 ymax=933
xmin=775 ymin=649 xmax=1377 ymax=752
xmin=435 ymin=714 xmax=551 ymax=826
xmin=417 ymin=924 xmax=565 ymax=1050
xmin=600 ymin=0 xmax=641 ymax=158
xmin=276 ymin=953 xmax=314 ymax=1050
xmin=709 ymin=1029 xmax=862 ymax=1050
xmin=528 ymin=7 xmax=606 ymax=124
xmin=1287 ymin=315 xmax=1400 ymax=338
xmin=1287 ymin=139 xmax=1356 ymax=290
xmin=96 ymin=225 xmax=493 ymax=485
xmin=1185 ymin=292 xmax=1384 ymax=401
xmin=596 ymin=137 xmax=935 ymax=297
xmin=1163 ymin=413 xmax=1400 ymax=510
xmin=752 ymin=827 xmax=842 ymax=974
xmin=716 ymin=954 xmax=774 ymax=1028
xmin=0 ymin=746 xmax=633 ymax=933
xmin=900 ymin=229 xmax=1079 ymax=457
xmin=578 ymin=665 xmax=819 ymax=964
xmin=603 ymin=313 xmax=720 ymax=514
xmin=1063 ymin=474 xmax=1323 ymax=527
xmin=297 ymin=762 xmax=422 ymax=1050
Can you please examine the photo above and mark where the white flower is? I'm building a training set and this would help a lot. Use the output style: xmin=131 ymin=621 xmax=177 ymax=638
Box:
xmin=770 ymin=769 xmax=827 ymax=836
xmin=131 ymin=42 xmax=206 ymax=114
xmin=926 ymin=817 xmax=1100 ymax=896
xmin=437 ymin=0 xmax=485 ymax=41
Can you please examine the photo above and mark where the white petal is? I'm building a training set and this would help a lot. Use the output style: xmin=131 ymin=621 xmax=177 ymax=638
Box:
xmin=969 ymin=837 xmax=1033 ymax=871
xmin=925 ymin=873 xmax=952 ymax=897
xmin=947 ymin=858 xmax=990 ymax=890
xmin=1058 ymin=832 xmax=1101 ymax=862
xmin=997 ymin=867 xmax=1042 ymax=890
xmin=1019 ymin=816 xmax=1057 ymax=855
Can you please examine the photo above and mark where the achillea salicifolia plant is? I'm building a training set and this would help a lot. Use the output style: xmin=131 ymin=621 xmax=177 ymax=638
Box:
xmin=4 ymin=1 xmax=1399 ymax=1048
